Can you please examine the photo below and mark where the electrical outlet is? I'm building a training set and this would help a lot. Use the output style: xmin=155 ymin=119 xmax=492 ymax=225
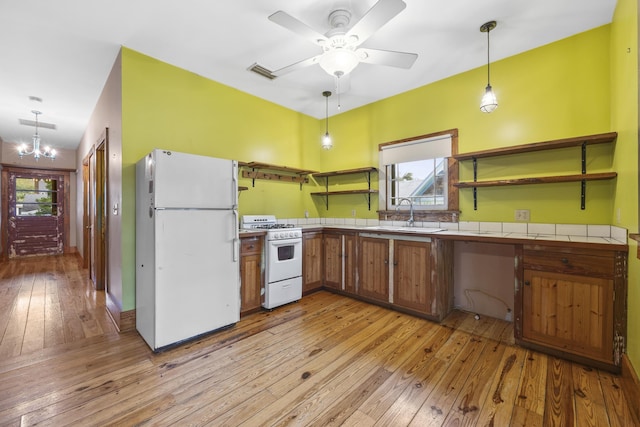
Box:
xmin=304 ymin=210 xmax=309 ymax=219
xmin=515 ymin=209 xmax=530 ymax=222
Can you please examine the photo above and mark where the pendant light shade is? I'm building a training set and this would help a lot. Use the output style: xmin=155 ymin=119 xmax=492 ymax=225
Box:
xmin=479 ymin=20 xmax=498 ymax=113
xmin=322 ymin=91 xmax=333 ymax=150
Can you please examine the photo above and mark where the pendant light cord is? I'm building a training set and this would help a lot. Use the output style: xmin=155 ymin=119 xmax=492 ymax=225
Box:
xmin=486 ymin=28 xmax=491 ymax=86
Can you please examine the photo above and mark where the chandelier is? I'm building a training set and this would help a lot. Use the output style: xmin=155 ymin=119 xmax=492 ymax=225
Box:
xmin=18 ymin=110 xmax=56 ymax=160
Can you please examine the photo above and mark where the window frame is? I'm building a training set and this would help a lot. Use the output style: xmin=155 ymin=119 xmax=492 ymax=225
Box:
xmin=377 ymin=129 xmax=459 ymax=223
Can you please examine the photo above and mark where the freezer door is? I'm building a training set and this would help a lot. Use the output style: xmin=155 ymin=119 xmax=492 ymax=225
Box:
xmin=149 ymin=149 xmax=237 ymax=209
xmin=154 ymin=208 xmax=240 ymax=348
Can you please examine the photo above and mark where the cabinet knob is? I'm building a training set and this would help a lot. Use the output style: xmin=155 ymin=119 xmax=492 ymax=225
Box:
xmin=524 ymin=281 xmax=530 ymax=286
xmin=384 ymin=259 xmax=389 ymax=265
xmin=561 ymin=258 xmax=569 ymax=264
xmin=248 ymin=245 xmax=254 ymax=249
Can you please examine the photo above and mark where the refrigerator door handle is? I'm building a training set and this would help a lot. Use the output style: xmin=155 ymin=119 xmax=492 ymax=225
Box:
xmin=232 ymin=160 xmax=239 ymax=208
xmin=233 ymin=209 xmax=239 ymax=262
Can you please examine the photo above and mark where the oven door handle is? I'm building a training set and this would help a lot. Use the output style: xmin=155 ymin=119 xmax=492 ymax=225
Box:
xmin=269 ymin=238 xmax=302 ymax=247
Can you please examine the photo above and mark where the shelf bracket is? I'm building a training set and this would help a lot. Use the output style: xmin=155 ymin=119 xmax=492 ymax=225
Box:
xmin=580 ymin=142 xmax=587 ymax=210
xmin=365 ymin=170 xmax=372 ymax=210
xmin=473 ymin=157 xmax=478 ymax=210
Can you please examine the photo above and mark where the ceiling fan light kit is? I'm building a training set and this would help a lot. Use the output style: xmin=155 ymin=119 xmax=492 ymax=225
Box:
xmin=480 ymin=20 xmax=498 ymax=113
xmin=266 ymin=0 xmax=417 ymax=81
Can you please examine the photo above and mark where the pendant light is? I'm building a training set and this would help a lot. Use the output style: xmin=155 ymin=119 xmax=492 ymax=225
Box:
xmin=479 ymin=20 xmax=498 ymax=113
xmin=18 ymin=110 xmax=56 ymax=160
xmin=322 ymin=91 xmax=333 ymax=150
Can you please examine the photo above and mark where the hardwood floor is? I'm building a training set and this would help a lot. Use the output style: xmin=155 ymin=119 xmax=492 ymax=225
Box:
xmin=0 ymin=255 xmax=635 ymax=426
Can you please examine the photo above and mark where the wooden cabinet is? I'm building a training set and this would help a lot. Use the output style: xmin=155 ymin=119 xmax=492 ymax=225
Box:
xmin=392 ymin=238 xmax=453 ymax=320
xmin=302 ymin=231 xmax=323 ymax=294
xmin=240 ymin=235 xmax=263 ymax=316
xmin=323 ymin=230 xmax=357 ymax=293
xmin=323 ymin=232 xmax=342 ymax=290
xmin=519 ymin=244 xmax=627 ymax=369
xmin=358 ymin=236 xmax=389 ymax=302
xmin=393 ymin=239 xmax=432 ymax=314
xmin=343 ymin=233 xmax=357 ymax=294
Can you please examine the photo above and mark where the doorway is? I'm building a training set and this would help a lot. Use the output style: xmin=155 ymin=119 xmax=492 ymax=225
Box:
xmin=82 ymin=130 xmax=108 ymax=290
xmin=1 ymin=166 xmax=69 ymax=258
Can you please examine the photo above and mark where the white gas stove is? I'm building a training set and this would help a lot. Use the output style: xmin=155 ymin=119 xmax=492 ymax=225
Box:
xmin=241 ymin=215 xmax=302 ymax=309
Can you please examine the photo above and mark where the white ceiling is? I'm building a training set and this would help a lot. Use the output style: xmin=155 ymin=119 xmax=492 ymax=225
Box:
xmin=0 ymin=0 xmax=616 ymax=151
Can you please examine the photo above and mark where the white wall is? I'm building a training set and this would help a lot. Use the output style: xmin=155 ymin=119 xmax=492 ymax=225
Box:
xmin=453 ymin=241 xmax=515 ymax=321
xmin=75 ymin=50 xmax=123 ymax=308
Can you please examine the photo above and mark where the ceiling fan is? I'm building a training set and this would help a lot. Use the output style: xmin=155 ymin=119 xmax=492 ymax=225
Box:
xmin=267 ymin=0 xmax=418 ymax=79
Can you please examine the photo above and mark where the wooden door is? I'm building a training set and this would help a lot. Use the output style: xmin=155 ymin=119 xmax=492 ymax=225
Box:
xmin=522 ymin=269 xmax=614 ymax=363
xmin=394 ymin=239 xmax=432 ymax=313
xmin=323 ymin=233 xmax=342 ymax=289
xmin=358 ymin=236 xmax=389 ymax=302
xmin=302 ymin=231 xmax=323 ymax=293
xmin=5 ymin=168 xmax=67 ymax=257
xmin=344 ymin=233 xmax=357 ymax=294
xmin=83 ymin=132 xmax=108 ymax=290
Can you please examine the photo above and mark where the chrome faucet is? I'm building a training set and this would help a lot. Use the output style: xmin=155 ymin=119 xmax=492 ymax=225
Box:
xmin=396 ymin=197 xmax=414 ymax=227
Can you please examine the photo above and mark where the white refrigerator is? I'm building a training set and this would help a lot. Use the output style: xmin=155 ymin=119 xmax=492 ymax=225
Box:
xmin=135 ymin=149 xmax=240 ymax=351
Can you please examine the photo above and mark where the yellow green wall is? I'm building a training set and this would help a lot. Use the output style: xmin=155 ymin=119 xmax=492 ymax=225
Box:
xmin=120 ymin=48 xmax=323 ymax=308
xmin=326 ymin=25 xmax=614 ymax=222
xmin=611 ymin=0 xmax=639 ymax=374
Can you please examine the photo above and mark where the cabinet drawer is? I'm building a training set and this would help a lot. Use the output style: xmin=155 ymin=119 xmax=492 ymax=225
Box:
xmin=523 ymin=247 xmax=614 ymax=277
xmin=241 ymin=237 xmax=263 ymax=255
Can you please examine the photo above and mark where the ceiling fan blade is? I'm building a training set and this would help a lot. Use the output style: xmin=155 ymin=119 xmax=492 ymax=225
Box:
xmin=268 ymin=11 xmax=328 ymax=46
xmin=346 ymin=0 xmax=406 ymax=45
xmin=357 ymin=48 xmax=417 ymax=69
xmin=272 ymin=54 xmax=323 ymax=77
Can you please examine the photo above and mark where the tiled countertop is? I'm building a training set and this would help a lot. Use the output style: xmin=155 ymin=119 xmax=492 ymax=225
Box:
xmin=280 ymin=218 xmax=628 ymax=249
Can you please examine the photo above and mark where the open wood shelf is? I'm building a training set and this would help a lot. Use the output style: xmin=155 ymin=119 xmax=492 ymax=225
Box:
xmin=453 ymin=132 xmax=618 ymax=161
xmin=313 ymin=167 xmax=377 ymax=178
xmin=455 ymin=172 xmax=618 ymax=188
xmin=311 ymin=167 xmax=378 ymax=210
xmin=454 ymin=132 xmax=617 ymax=210
xmin=311 ymin=189 xmax=379 ymax=196
xmin=240 ymin=162 xmax=317 ymax=189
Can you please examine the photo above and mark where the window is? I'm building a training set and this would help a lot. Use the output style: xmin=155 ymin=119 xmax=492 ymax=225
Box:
xmin=15 ymin=177 xmax=58 ymax=216
xmin=378 ymin=129 xmax=459 ymax=222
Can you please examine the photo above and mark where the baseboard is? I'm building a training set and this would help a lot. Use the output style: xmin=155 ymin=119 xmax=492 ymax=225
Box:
xmin=622 ymin=354 xmax=640 ymax=425
xmin=105 ymin=293 xmax=136 ymax=333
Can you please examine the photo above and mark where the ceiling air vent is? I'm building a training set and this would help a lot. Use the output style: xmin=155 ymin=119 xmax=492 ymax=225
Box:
xmin=248 ymin=63 xmax=277 ymax=80
xmin=19 ymin=118 xmax=57 ymax=129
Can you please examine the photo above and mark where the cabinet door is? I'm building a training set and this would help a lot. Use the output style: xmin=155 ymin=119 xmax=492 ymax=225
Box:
xmin=358 ymin=237 xmax=389 ymax=302
xmin=344 ymin=234 xmax=357 ymax=294
xmin=302 ymin=232 xmax=323 ymax=293
xmin=394 ymin=240 xmax=432 ymax=314
xmin=522 ymin=269 xmax=614 ymax=363
xmin=323 ymin=233 xmax=342 ymax=289
xmin=240 ymin=237 xmax=263 ymax=315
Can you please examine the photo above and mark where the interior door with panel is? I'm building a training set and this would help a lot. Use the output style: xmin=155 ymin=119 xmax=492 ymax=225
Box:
xmin=5 ymin=168 xmax=66 ymax=257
